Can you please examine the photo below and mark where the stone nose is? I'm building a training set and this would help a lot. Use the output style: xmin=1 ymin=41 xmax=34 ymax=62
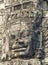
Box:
xmin=19 ymin=41 xmax=24 ymax=45
xmin=15 ymin=39 xmax=22 ymax=45
xmin=18 ymin=39 xmax=24 ymax=45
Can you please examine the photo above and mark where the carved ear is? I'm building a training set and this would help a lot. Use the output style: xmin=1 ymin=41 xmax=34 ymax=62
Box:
xmin=35 ymin=11 xmax=42 ymax=22
xmin=33 ymin=11 xmax=42 ymax=29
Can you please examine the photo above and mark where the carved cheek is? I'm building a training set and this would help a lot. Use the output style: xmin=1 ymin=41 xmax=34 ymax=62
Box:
xmin=23 ymin=37 xmax=31 ymax=45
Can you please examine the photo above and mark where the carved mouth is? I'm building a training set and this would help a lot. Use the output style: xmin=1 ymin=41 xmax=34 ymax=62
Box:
xmin=11 ymin=46 xmax=29 ymax=58
xmin=11 ymin=45 xmax=28 ymax=49
xmin=12 ymin=47 xmax=26 ymax=52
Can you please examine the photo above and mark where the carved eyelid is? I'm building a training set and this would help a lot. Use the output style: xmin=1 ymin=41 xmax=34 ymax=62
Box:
xmin=21 ymin=30 xmax=29 ymax=37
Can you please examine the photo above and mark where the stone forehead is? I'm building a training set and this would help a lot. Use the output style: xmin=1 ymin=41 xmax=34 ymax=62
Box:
xmin=10 ymin=22 xmax=32 ymax=32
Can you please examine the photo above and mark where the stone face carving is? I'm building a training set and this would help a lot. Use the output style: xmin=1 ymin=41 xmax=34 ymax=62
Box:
xmin=8 ymin=21 xmax=33 ymax=58
xmin=1 ymin=0 xmax=48 ymax=65
xmin=1 ymin=10 xmax=43 ymax=62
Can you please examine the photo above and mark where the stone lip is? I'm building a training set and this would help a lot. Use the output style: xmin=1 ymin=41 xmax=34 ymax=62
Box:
xmin=11 ymin=48 xmax=26 ymax=52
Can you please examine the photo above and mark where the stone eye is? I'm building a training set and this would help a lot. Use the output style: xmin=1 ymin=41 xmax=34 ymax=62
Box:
xmin=22 ymin=30 xmax=29 ymax=37
xmin=11 ymin=34 xmax=15 ymax=39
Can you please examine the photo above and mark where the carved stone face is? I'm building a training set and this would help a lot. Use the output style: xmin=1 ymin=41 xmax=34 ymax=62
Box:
xmin=9 ymin=22 xmax=32 ymax=58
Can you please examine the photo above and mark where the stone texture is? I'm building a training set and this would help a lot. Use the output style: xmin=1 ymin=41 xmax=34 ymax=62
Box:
xmin=0 ymin=0 xmax=48 ymax=65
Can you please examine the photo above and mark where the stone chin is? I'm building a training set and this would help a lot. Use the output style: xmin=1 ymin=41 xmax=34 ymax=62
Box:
xmin=11 ymin=41 xmax=31 ymax=58
xmin=14 ymin=46 xmax=30 ymax=57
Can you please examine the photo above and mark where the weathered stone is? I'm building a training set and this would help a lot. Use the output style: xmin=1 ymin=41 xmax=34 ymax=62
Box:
xmin=0 ymin=0 xmax=48 ymax=65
